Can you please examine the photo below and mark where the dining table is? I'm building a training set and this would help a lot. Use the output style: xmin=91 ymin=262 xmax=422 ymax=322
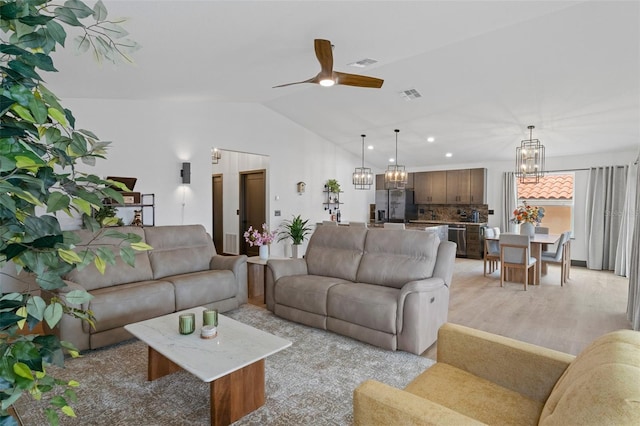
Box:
xmin=487 ymin=233 xmax=561 ymax=285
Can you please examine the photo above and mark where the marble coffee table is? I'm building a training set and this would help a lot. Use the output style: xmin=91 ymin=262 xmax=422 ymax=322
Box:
xmin=124 ymin=307 xmax=291 ymax=425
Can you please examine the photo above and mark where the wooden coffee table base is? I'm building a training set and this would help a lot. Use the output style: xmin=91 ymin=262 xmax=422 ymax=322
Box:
xmin=147 ymin=347 xmax=266 ymax=426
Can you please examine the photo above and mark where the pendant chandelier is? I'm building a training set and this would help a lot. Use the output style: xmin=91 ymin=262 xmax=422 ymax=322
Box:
xmin=384 ymin=129 xmax=407 ymax=190
xmin=515 ymin=125 xmax=545 ymax=184
xmin=352 ymin=134 xmax=373 ymax=190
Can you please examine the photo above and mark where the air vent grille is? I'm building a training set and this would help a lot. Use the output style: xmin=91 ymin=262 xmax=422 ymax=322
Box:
xmin=348 ymin=58 xmax=378 ymax=68
xmin=399 ymin=88 xmax=422 ymax=101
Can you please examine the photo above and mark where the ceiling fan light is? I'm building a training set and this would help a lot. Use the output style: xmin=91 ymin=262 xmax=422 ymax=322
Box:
xmin=319 ymin=79 xmax=335 ymax=87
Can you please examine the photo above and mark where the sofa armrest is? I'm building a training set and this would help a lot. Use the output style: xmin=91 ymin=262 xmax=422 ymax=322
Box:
xmin=432 ymin=241 xmax=456 ymax=287
xmin=264 ymin=259 xmax=308 ymax=311
xmin=437 ymin=323 xmax=574 ymax=403
xmin=354 ymin=379 xmax=485 ymax=426
xmin=210 ymin=254 xmax=248 ymax=305
xmin=396 ymin=277 xmax=445 ymax=332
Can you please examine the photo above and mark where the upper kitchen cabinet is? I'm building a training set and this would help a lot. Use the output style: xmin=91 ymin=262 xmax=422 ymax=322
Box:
xmin=414 ymin=171 xmax=447 ymax=204
xmin=446 ymin=169 xmax=470 ymax=203
xmin=469 ymin=168 xmax=487 ymax=204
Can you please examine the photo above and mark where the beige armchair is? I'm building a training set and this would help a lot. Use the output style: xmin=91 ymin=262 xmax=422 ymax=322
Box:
xmin=354 ymin=323 xmax=640 ymax=425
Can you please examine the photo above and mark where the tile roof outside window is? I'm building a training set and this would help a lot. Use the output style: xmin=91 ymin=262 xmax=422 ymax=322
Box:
xmin=517 ymin=174 xmax=574 ymax=200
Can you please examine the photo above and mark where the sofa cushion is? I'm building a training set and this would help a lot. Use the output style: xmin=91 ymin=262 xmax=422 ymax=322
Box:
xmin=405 ymin=363 xmax=544 ymax=425
xmin=65 ymin=227 xmax=154 ymax=291
xmin=305 ymin=226 xmax=367 ymax=282
xmin=85 ymin=280 xmax=175 ymax=333
xmin=167 ymin=270 xmax=237 ymax=311
xmin=357 ymin=229 xmax=440 ymax=289
xmin=275 ymin=275 xmax=350 ymax=315
xmin=145 ymin=225 xmax=215 ymax=279
xmin=539 ymin=329 xmax=640 ymax=425
xmin=327 ymin=283 xmax=398 ymax=334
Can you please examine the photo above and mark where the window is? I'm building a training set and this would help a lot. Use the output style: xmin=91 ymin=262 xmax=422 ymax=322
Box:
xmin=517 ymin=173 xmax=574 ymax=235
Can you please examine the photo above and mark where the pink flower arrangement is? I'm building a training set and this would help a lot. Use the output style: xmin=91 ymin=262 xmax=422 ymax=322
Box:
xmin=244 ymin=223 xmax=275 ymax=247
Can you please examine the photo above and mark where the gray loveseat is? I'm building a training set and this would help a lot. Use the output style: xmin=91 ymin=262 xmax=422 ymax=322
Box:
xmin=265 ymin=226 xmax=456 ymax=355
xmin=43 ymin=224 xmax=247 ymax=351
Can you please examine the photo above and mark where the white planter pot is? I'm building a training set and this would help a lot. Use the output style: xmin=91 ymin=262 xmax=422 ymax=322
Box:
xmin=291 ymin=244 xmax=301 ymax=259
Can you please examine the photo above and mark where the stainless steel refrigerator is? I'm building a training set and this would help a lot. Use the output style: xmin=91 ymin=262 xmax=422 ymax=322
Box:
xmin=375 ymin=190 xmax=417 ymax=223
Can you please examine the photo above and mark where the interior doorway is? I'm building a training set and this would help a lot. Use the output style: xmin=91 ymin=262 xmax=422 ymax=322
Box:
xmin=239 ymin=169 xmax=266 ymax=257
xmin=211 ymin=174 xmax=223 ymax=253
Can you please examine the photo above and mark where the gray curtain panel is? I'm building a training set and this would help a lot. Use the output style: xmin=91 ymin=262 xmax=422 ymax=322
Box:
xmin=615 ymin=162 xmax=638 ymax=276
xmin=628 ymin=154 xmax=640 ymax=330
xmin=501 ymin=172 xmax=517 ymax=233
xmin=585 ymin=166 xmax=628 ymax=270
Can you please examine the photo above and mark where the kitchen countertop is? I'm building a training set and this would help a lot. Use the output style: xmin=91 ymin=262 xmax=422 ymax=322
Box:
xmin=409 ymin=220 xmax=487 ymax=226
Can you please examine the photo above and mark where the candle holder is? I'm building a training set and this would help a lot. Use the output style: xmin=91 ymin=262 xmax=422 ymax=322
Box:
xmin=203 ymin=309 xmax=218 ymax=327
xmin=179 ymin=313 xmax=195 ymax=335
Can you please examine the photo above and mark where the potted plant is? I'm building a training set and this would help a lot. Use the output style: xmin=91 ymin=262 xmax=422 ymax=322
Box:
xmin=278 ymin=215 xmax=312 ymax=258
xmin=326 ymin=179 xmax=341 ymax=194
xmin=0 ymin=1 xmax=142 ymax=424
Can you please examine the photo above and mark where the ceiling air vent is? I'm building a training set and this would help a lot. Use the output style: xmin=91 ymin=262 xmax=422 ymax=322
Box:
xmin=348 ymin=58 xmax=378 ymax=68
xmin=399 ymin=88 xmax=422 ymax=101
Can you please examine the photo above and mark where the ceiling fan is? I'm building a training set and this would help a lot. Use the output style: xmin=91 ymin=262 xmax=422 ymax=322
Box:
xmin=273 ymin=39 xmax=384 ymax=89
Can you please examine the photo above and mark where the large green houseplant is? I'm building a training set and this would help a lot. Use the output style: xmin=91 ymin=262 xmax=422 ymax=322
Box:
xmin=278 ymin=215 xmax=312 ymax=258
xmin=0 ymin=1 xmax=144 ymax=424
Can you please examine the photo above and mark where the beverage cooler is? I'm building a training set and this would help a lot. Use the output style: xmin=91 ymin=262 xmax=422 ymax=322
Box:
xmin=375 ymin=190 xmax=417 ymax=223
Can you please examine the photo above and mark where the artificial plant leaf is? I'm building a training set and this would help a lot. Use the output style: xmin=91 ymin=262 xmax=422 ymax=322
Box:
xmin=53 ymin=6 xmax=83 ymax=27
xmin=71 ymin=198 xmax=91 ymax=216
xmin=64 ymin=290 xmax=92 ymax=305
xmin=46 ymin=192 xmax=70 ymax=213
xmin=11 ymin=105 xmax=35 ymax=122
xmin=47 ymin=107 xmax=68 ymax=126
xmin=93 ymin=0 xmax=107 ymax=21
xmin=28 ymin=95 xmax=48 ymax=124
xmin=119 ymin=247 xmax=135 ymax=267
xmin=44 ymin=303 xmax=63 ymax=328
xmin=45 ymin=19 xmax=67 ymax=46
xmin=0 ymin=312 xmax=25 ymax=328
xmin=72 ymin=34 xmax=90 ymax=54
xmin=64 ymin=0 xmax=94 ymax=18
xmin=130 ymin=241 xmax=153 ymax=251
xmin=16 ymin=306 xmax=27 ymax=329
xmin=58 ymin=248 xmax=82 ymax=265
xmin=93 ymin=255 xmax=106 ymax=274
xmin=8 ymin=59 xmax=42 ymax=81
xmin=26 ymin=296 xmax=47 ymax=321
xmin=60 ymin=405 xmax=76 ymax=418
xmin=12 ymin=362 xmax=34 ymax=381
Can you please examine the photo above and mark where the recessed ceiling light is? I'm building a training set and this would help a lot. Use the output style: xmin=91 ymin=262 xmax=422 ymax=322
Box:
xmin=445 ymin=153 xmax=453 ymax=158
xmin=367 ymin=145 xmax=374 ymax=150
xmin=427 ymin=137 xmax=435 ymax=143
xmin=348 ymin=58 xmax=378 ymax=68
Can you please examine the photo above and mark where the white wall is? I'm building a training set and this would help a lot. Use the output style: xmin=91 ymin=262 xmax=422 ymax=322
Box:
xmin=66 ymin=98 xmax=375 ymax=257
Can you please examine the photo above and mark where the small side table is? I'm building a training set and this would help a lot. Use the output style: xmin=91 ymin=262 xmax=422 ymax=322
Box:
xmin=247 ymin=256 xmax=288 ymax=304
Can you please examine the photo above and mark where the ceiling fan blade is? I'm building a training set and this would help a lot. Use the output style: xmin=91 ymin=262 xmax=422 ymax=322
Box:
xmin=272 ymin=77 xmax=318 ymax=88
xmin=334 ymin=71 xmax=384 ymax=88
xmin=314 ymin=39 xmax=333 ymax=77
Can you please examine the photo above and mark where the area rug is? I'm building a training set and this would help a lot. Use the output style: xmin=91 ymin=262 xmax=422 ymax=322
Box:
xmin=14 ymin=304 xmax=434 ymax=425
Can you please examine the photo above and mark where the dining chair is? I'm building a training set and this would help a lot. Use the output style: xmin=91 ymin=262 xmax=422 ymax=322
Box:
xmin=499 ymin=233 xmax=537 ymax=291
xmin=483 ymin=227 xmax=500 ymax=276
xmin=541 ymin=231 xmax=571 ymax=286
xmin=348 ymin=221 xmax=367 ymax=228
xmin=535 ymin=226 xmax=549 ymax=234
xmin=383 ymin=223 xmax=405 ymax=230
xmin=492 ymin=227 xmax=501 ymax=237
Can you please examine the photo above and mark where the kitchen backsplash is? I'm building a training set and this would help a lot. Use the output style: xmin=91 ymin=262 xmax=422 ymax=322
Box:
xmin=415 ymin=204 xmax=489 ymax=223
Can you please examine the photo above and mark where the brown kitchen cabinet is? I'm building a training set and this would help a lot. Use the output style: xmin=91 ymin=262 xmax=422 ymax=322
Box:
xmin=469 ymin=168 xmax=487 ymax=204
xmin=446 ymin=169 xmax=470 ymax=203
xmin=414 ymin=171 xmax=447 ymax=204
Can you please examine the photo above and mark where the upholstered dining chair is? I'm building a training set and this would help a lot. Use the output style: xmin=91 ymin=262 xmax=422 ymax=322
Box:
xmin=541 ymin=231 xmax=571 ymax=286
xmin=383 ymin=223 xmax=405 ymax=230
xmin=535 ymin=226 xmax=549 ymax=234
xmin=499 ymin=233 xmax=537 ymax=291
xmin=483 ymin=227 xmax=500 ymax=276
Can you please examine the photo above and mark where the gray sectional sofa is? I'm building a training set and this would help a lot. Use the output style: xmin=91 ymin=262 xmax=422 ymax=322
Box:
xmin=43 ymin=224 xmax=247 ymax=351
xmin=265 ymin=226 xmax=456 ymax=355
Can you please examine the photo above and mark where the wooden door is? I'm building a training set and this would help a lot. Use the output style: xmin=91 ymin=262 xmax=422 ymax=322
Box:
xmin=211 ymin=174 xmax=223 ymax=254
xmin=240 ymin=170 xmax=266 ymax=257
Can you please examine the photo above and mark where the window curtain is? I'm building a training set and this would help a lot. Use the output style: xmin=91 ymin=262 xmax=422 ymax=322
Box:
xmin=585 ymin=166 xmax=628 ymax=270
xmin=615 ymin=161 xmax=638 ymax=276
xmin=628 ymin=154 xmax=640 ymax=330
xmin=501 ymin=172 xmax=518 ymax=232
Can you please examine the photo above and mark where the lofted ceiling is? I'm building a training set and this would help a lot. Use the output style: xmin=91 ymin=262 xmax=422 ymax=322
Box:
xmin=44 ymin=0 xmax=640 ymax=169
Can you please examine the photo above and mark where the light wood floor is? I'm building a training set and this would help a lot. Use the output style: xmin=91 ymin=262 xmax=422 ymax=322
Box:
xmin=422 ymin=257 xmax=632 ymax=360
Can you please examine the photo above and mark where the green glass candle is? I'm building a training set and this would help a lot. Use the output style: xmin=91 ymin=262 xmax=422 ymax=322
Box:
xmin=203 ymin=309 xmax=218 ymax=327
xmin=179 ymin=313 xmax=195 ymax=335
